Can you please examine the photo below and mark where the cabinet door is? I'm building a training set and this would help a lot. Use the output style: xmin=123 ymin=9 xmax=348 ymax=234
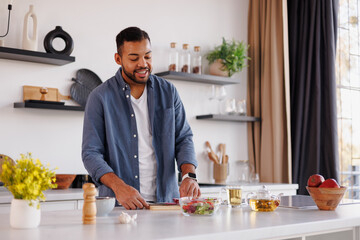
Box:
xmin=77 ymin=200 xmax=84 ymax=210
xmin=0 ymin=204 xmax=11 ymax=214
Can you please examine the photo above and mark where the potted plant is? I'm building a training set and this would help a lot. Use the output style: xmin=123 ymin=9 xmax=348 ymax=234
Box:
xmin=0 ymin=153 xmax=57 ymax=228
xmin=207 ymin=37 xmax=250 ymax=77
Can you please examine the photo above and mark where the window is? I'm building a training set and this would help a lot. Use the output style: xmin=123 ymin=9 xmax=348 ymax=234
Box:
xmin=337 ymin=0 xmax=360 ymax=199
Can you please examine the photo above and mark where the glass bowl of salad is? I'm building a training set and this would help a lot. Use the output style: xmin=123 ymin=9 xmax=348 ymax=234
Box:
xmin=179 ymin=197 xmax=221 ymax=216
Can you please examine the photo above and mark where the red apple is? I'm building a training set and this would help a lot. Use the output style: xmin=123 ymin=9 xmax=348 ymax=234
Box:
xmin=319 ymin=178 xmax=340 ymax=188
xmin=307 ymin=174 xmax=325 ymax=187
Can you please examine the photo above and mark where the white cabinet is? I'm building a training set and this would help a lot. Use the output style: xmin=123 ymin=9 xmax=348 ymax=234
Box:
xmin=281 ymin=228 xmax=356 ymax=240
xmin=0 ymin=199 xmax=84 ymax=214
xmin=0 ymin=188 xmax=86 ymax=214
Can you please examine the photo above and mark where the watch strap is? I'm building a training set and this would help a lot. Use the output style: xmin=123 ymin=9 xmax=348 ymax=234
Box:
xmin=182 ymin=172 xmax=197 ymax=182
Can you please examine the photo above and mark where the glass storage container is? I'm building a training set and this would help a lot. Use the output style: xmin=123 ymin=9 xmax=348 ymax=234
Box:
xmin=180 ymin=43 xmax=191 ymax=73
xmin=168 ymin=42 xmax=178 ymax=71
xmin=192 ymin=46 xmax=202 ymax=74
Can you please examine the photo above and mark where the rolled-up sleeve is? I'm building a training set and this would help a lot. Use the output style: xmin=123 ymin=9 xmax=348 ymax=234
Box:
xmin=173 ymin=88 xmax=197 ymax=171
xmin=82 ymin=91 xmax=114 ymax=185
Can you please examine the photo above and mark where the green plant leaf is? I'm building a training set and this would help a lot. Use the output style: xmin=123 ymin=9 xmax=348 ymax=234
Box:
xmin=206 ymin=37 xmax=250 ymax=77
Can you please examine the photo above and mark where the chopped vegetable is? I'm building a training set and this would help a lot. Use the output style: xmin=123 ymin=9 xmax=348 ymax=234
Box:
xmin=181 ymin=198 xmax=218 ymax=216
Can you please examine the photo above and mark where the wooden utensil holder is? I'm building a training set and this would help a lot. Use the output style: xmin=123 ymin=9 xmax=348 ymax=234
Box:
xmin=213 ymin=163 xmax=228 ymax=184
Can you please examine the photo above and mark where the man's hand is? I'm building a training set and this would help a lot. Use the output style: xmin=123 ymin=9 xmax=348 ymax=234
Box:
xmin=113 ymin=183 xmax=149 ymax=210
xmin=179 ymin=178 xmax=201 ymax=198
xmin=100 ymin=172 xmax=149 ymax=210
xmin=179 ymin=163 xmax=201 ymax=198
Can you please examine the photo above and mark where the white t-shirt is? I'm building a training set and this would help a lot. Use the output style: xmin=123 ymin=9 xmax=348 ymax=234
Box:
xmin=130 ymin=85 xmax=157 ymax=202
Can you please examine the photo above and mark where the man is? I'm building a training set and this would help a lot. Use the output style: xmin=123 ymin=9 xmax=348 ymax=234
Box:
xmin=82 ymin=26 xmax=200 ymax=210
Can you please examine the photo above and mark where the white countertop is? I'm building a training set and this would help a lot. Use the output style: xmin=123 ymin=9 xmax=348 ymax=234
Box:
xmin=0 ymin=202 xmax=359 ymax=240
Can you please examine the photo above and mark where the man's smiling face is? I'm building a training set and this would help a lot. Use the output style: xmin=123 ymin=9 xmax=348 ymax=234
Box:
xmin=115 ymin=39 xmax=152 ymax=85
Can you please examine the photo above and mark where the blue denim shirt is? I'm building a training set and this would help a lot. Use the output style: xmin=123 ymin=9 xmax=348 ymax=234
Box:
xmin=82 ymin=68 xmax=197 ymax=202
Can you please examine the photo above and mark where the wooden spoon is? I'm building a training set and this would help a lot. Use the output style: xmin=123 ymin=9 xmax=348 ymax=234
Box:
xmin=223 ymin=154 xmax=229 ymax=164
xmin=205 ymin=141 xmax=219 ymax=163
xmin=208 ymin=152 xmax=219 ymax=164
xmin=205 ymin=141 xmax=215 ymax=153
xmin=222 ymin=144 xmax=226 ymax=163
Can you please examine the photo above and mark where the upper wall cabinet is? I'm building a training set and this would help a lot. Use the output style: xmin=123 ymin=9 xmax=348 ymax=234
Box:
xmin=0 ymin=47 xmax=75 ymax=65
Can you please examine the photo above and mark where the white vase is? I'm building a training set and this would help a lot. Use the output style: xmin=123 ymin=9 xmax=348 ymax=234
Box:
xmin=10 ymin=199 xmax=40 ymax=229
xmin=22 ymin=5 xmax=38 ymax=51
xmin=209 ymin=59 xmax=229 ymax=77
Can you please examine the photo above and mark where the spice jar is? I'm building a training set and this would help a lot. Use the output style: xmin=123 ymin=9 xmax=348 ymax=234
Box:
xmin=168 ymin=42 xmax=178 ymax=72
xmin=192 ymin=46 xmax=202 ymax=74
xmin=180 ymin=43 xmax=191 ymax=73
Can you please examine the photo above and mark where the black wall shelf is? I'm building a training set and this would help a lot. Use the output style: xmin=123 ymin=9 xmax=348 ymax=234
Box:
xmin=155 ymin=71 xmax=240 ymax=85
xmin=196 ymin=114 xmax=260 ymax=122
xmin=0 ymin=47 xmax=75 ymax=65
xmin=14 ymin=102 xmax=84 ymax=111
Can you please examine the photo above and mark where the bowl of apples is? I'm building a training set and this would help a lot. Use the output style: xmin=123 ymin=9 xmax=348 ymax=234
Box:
xmin=306 ymin=174 xmax=347 ymax=210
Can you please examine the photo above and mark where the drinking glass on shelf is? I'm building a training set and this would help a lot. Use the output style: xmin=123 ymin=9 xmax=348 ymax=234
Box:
xmin=225 ymin=98 xmax=236 ymax=114
xmin=237 ymin=99 xmax=247 ymax=115
xmin=207 ymin=85 xmax=216 ymax=113
xmin=216 ymin=86 xmax=227 ymax=114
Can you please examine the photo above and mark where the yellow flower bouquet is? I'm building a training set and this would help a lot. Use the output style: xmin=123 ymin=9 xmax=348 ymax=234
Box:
xmin=0 ymin=153 xmax=57 ymax=208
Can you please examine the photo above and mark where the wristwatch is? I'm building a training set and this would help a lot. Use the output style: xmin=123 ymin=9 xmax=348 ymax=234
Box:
xmin=182 ymin=172 xmax=197 ymax=182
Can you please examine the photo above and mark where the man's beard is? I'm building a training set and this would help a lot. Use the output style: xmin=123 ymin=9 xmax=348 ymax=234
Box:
xmin=122 ymin=65 xmax=151 ymax=85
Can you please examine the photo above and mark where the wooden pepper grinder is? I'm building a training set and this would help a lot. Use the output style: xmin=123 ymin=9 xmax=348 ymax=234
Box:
xmin=40 ymin=87 xmax=48 ymax=101
xmin=82 ymin=183 xmax=97 ymax=224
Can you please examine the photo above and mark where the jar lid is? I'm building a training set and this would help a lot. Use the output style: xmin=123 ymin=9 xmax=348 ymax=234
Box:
xmin=194 ymin=46 xmax=200 ymax=52
xmin=170 ymin=42 xmax=176 ymax=48
xmin=182 ymin=44 xmax=189 ymax=49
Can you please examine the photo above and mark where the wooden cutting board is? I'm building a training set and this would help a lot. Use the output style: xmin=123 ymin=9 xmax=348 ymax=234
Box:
xmin=23 ymin=85 xmax=71 ymax=102
xmin=149 ymin=203 xmax=181 ymax=210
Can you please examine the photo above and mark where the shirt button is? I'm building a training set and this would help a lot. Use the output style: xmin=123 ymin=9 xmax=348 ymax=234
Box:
xmin=122 ymin=88 xmax=125 ymax=91
xmin=134 ymin=155 xmax=137 ymax=158
xmin=133 ymin=134 xmax=137 ymax=138
xmin=126 ymin=95 xmax=129 ymax=98
xmin=131 ymin=114 xmax=134 ymax=117
xmin=135 ymin=175 xmax=138 ymax=179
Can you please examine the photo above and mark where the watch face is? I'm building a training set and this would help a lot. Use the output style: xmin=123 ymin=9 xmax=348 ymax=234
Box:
xmin=188 ymin=173 xmax=196 ymax=178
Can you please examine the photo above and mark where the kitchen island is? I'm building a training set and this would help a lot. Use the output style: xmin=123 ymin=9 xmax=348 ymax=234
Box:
xmin=0 ymin=183 xmax=298 ymax=213
xmin=0 ymin=202 xmax=359 ymax=240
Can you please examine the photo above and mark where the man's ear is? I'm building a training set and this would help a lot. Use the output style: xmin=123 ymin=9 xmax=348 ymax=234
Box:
xmin=114 ymin=53 xmax=122 ymax=65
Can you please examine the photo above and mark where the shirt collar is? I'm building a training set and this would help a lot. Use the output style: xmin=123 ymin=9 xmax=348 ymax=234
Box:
xmin=115 ymin=67 xmax=154 ymax=90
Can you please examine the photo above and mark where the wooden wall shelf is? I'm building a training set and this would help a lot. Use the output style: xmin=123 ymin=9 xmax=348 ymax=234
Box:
xmin=14 ymin=102 xmax=84 ymax=111
xmin=155 ymin=71 xmax=240 ymax=85
xmin=0 ymin=47 xmax=75 ymax=65
xmin=196 ymin=114 xmax=260 ymax=122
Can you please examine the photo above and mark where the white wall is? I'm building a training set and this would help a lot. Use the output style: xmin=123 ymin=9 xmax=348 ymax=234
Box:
xmin=0 ymin=0 xmax=249 ymax=183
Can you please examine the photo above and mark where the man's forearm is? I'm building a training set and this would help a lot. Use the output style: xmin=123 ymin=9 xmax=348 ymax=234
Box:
xmin=100 ymin=172 xmax=149 ymax=209
xmin=100 ymin=172 xmax=127 ymax=191
xmin=180 ymin=163 xmax=196 ymax=177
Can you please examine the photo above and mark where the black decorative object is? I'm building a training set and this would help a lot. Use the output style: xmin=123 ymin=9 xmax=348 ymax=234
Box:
xmin=70 ymin=69 xmax=102 ymax=107
xmin=44 ymin=26 xmax=73 ymax=55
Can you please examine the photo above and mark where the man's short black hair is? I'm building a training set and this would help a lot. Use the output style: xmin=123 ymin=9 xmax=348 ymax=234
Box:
xmin=116 ymin=27 xmax=151 ymax=55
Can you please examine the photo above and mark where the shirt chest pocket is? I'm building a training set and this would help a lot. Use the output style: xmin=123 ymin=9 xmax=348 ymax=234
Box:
xmin=155 ymin=107 xmax=175 ymax=136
